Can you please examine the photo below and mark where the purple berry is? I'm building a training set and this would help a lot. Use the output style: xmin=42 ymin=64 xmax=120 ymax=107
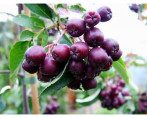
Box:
xmin=68 ymin=79 xmax=81 ymax=90
xmin=82 ymin=78 xmax=97 ymax=90
xmin=111 ymin=49 xmax=122 ymax=61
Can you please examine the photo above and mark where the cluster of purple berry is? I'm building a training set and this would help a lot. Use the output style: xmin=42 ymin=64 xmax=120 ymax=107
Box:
xmin=129 ymin=4 xmax=140 ymax=13
xmin=100 ymin=78 xmax=131 ymax=110
xmin=135 ymin=92 xmax=147 ymax=113
xmin=44 ymin=96 xmax=60 ymax=114
xmin=66 ymin=6 xmax=122 ymax=90
xmin=22 ymin=6 xmax=122 ymax=91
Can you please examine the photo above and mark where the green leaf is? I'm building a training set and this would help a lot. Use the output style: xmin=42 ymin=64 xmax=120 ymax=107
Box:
xmin=37 ymin=29 xmax=48 ymax=47
xmin=100 ymin=69 xmax=115 ymax=79
xmin=58 ymin=34 xmax=72 ymax=46
xmin=25 ymin=4 xmax=56 ymax=21
xmin=76 ymin=86 xmax=101 ymax=106
xmin=39 ymin=60 xmax=74 ymax=96
xmin=20 ymin=30 xmax=35 ymax=41
xmin=112 ymin=58 xmax=129 ymax=84
xmin=55 ymin=4 xmax=67 ymax=9
xmin=69 ymin=4 xmax=86 ymax=12
xmin=13 ymin=14 xmax=45 ymax=30
xmin=9 ymin=41 xmax=30 ymax=82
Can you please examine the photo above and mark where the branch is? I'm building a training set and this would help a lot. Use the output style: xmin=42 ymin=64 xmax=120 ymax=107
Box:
xmin=0 ymin=70 xmax=10 ymax=73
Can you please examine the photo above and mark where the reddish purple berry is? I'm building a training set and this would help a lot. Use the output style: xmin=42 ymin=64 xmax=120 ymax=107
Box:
xmin=67 ymin=19 xmax=86 ymax=37
xmin=52 ymin=44 xmax=70 ymax=63
xmin=101 ymin=38 xmax=119 ymax=56
xmin=68 ymin=79 xmax=81 ymax=90
xmin=82 ymin=78 xmax=97 ymax=90
xmin=97 ymin=6 xmax=112 ymax=22
xmin=84 ymin=27 xmax=104 ymax=47
xmin=40 ymin=56 xmax=59 ymax=75
xmin=88 ymin=47 xmax=109 ymax=69
xmin=111 ymin=49 xmax=122 ymax=61
xmin=70 ymin=42 xmax=89 ymax=61
xmin=25 ymin=45 xmax=46 ymax=66
xmin=22 ymin=60 xmax=39 ymax=74
xmin=84 ymin=11 xmax=101 ymax=27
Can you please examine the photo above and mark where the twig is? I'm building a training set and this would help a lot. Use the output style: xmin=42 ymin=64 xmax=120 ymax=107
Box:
xmin=0 ymin=70 xmax=10 ymax=73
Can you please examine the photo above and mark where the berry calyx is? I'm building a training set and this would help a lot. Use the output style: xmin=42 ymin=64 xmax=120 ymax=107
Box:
xmin=84 ymin=11 xmax=101 ymax=27
xmin=70 ymin=42 xmax=89 ymax=61
xmin=67 ymin=19 xmax=86 ymax=37
xmin=84 ymin=27 xmax=104 ymax=47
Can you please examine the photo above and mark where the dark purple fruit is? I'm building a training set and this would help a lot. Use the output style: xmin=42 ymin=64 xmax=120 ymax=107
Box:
xmin=84 ymin=27 xmax=104 ymax=47
xmin=22 ymin=60 xmax=39 ymax=74
xmin=84 ymin=11 xmax=101 ymax=27
xmin=25 ymin=45 xmax=46 ymax=66
xmin=82 ymin=78 xmax=97 ymax=90
xmin=68 ymin=60 xmax=85 ymax=75
xmin=102 ymin=56 xmax=113 ymax=71
xmin=100 ymin=90 xmax=107 ymax=98
xmin=70 ymin=42 xmax=89 ymax=61
xmin=122 ymin=91 xmax=131 ymax=96
xmin=101 ymin=38 xmax=119 ymax=56
xmin=111 ymin=49 xmax=122 ymax=61
xmin=66 ymin=19 xmax=86 ymax=37
xmin=88 ymin=47 xmax=109 ymax=69
xmin=40 ymin=56 xmax=59 ymax=75
xmin=37 ymin=69 xmax=54 ymax=82
xmin=97 ymin=6 xmax=112 ymax=22
xmin=119 ymin=79 xmax=125 ymax=87
xmin=68 ymin=79 xmax=81 ymax=90
xmin=52 ymin=44 xmax=70 ymax=62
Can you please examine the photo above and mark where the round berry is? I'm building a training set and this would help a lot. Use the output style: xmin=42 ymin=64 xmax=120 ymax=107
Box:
xmin=100 ymin=90 xmax=107 ymax=98
xmin=84 ymin=27 xmax=104 ymax=47
xmin=85 ymin=64 xmax=98 ymax=79
xmin=101 ymin=38 xmax=119 ymax=56
xmin=25 ymin=45 xmax=46 ymax=66
xmin=37 ymin=69 xmax=54 ymax=82
xmin=119 ymin=79 xmax=125 ymax=87
xmin=68 ymin=79 xmax=81 ymax=90
xmin=88 ymin=47 xmax=109 ymax=69
xmin=22 ymin=60 xmax=39 ymax=74
xmin=102 ymin=56 xmax=113 ymax=71
xmin=122 ymin=91 xmax=131 ymax=96
xmin=97 ymin=6 xmax=112 ymax=22
xmin=70 ymin=42 xmax=89 ymax=61
xmin=40 ymin=56 xmax=59 ymax=75
xmin=52 ymin=44 xmax=70 ymax=63
xmin=111 ymin=49 xmax=122 ymax=61
xmin=82 ymin=78 xmax=97 ymax=90
xmin=66 ymin=19 xmax=86 ymax=37
xmin=84 ymin=11 xmax=101 ymax=27
xmin=68 ymin=60 xmax=85 ymax=75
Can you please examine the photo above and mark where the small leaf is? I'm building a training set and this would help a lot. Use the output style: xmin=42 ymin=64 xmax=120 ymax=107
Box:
xmin=39 ymin=60 xmax=74 ymax=96
xmin=20 ymin=30 xmax=35 ymax=41
xmin=55 ymin=4 xmax=67 ymax=9
xmin=25 ymin=4 xmax=57 ymax=21
xmin=13 ymin=14 xmax=45 ymax=30
xmin=76 ymin=86 xmax=101 ymax=106
xmin=37 ymin=29 xmax=48 ymax=47
xmin=9 ymin=41 xmax=30 ymax=82
xmin=100 ymin=69 xmax=115 ymax=79
xmin=58 ymin=34 xmax=72 ymax=46
xmin=112 ymin=58 xmax=129 ymax=84
xmin=69 ymin=4 xmax=86 ymax=12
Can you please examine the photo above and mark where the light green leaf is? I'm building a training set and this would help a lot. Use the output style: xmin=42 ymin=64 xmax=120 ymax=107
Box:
xmin=20 ymin=30 xmax=35 ymax=41
xmin=58 ymin=34 xmax=72 ymax=46
xmin=37 ymin=29 xmax=48 ymax=47
xmin=25 ymin=4 xmax=57 ymax=21
xmin=13 ymin=14 xmax=45 ymax=30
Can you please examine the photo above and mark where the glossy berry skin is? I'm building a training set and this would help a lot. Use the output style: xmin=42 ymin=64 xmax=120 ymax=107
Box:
xmin=97 ymin=6 xmax=112 ymax=22
xmin=88 ymin=47 xmax=109 ymax=69
xmin=22 ymin=60 xmax=39 ymax=74
xmin=37 ymin=69 xmax=54 ymax=82
xmin=68 ymin=60 xmax=85 ymax=75
xmin=102 ymin=56 xmax=113 ymax=71
xmin=25 ymin=45 xmax=46 ymax=66
xmin=70 ymin=42 xmax=89 ymax=61
xmin=111 ymin=49 xmax=122 ymax=61
xmin=82 ymin=78 xmax=97 ymax=90
xmin=66 ymin=19 xmax=86 ymax=37
xmin=102 ymin=38 xmax=119 ymax=56
xmin=52 ymin=44 xmax=70 ymax=63
xmin=68 ymin=79 xmax=81 ymax=90
xmin=84 ymin=11 xmax=101 ymax=27
xmin=40 ymin=56 xmax=59 ymax=75
xmin=84 ymin=27 xmax=104 ymax=47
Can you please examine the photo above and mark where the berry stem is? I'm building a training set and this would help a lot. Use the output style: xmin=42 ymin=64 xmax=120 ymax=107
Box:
xmin=54 ymin=30 xmax=66 ymax=44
